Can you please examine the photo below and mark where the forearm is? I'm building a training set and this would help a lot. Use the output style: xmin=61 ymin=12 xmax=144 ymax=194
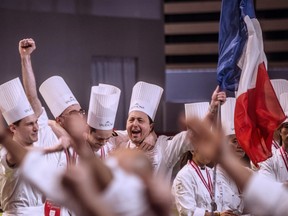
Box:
xmin=0 ymin=132 xmax=27 ymax=165
xmin=43 ymin=144 xmax=63 ymax=154
xmin=21 ymin=55 xmax=42 ymax=116
xmin=49 ymin=120 xmax=69 ymax=138
xmin=205 ymin=86 xmax=226 ymax=127
xmin=204 ymin=101 xmax=219 ymax=126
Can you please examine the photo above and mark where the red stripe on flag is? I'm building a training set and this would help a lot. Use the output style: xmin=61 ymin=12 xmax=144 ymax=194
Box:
xmin=235 ymin=62 xmax=286 ymax=164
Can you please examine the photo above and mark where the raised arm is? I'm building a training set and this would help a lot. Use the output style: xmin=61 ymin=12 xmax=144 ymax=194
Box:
xmin=204 ymin=86 xmax=226 ymax=126
xmin=19 ymin=38 xmax=42 ymax=117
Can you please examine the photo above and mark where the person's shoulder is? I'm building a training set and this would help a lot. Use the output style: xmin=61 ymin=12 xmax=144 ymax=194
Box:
xmin=174 ymin=164 xmax=198 ymax=188
xmin=157 ymin=134 xmax=172 ymax=141
xmin=176 ymin=163 xmax=194 ymax=177
xmin=157 ymin=131 xmax=188 ymax=143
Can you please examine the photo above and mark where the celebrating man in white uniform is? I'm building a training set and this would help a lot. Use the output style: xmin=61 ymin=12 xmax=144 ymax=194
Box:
xmin=86 ymin=84 xmax=122 ymax=158
xmin=125 ymin=81 xmax=226 ymax=179
xmin=40 ymin=76 xmax=130 ymax=159
xmin=0 ymin=78 xmax=45 ymax=215
xmin=0 ymin=39 xmax=68 ymax=216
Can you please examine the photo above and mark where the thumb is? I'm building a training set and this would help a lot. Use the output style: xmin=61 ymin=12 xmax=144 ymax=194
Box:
xmin=214 ymin=85 xmax=220 ymax=93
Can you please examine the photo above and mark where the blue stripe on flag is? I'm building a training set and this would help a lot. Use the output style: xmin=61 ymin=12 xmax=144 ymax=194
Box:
xmin=217 ymin=0 xmax=256 ymax=92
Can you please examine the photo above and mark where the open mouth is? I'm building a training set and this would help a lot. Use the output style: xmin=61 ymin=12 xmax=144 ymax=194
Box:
xmin=236 ymin=149 xmax=245 ymax=155
xmin=131 ymin=129 xmax=141 ymax=135
xmin=236 ymin=147 xmax=244 ymax=152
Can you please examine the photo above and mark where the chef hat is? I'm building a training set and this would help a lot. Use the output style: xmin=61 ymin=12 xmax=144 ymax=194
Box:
xmin=39 ymin=76 xmax=79 ymax=118
xmin=221 ymin=97 xmax=236 ymax=136
xmin=128 ymin=81 xmax=163 ymax=121
xmin=271 ymin=79 xmax=288 ymax=101
xmin=279 ymin=92 xmax=288 ymax=123
xmin=87 ymin=84 xmax=121 ymax=130
xmin=0 ymin=78 xmax=34 ymax=125
xmin=184 ymin=102 xmax=209 ymax=120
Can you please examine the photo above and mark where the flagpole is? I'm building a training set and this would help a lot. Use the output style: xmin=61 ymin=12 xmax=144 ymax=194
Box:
xmin=211 ymin=102 xmax=221 ymax=215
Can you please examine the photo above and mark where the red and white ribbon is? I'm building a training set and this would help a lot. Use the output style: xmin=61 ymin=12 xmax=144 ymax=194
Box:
xmin=190 ymin=160 xmax=213 ymax=198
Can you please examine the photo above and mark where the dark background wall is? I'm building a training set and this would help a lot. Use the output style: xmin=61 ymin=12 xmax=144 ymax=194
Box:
xmin=0 ymin=1 xmax=165 ymax=131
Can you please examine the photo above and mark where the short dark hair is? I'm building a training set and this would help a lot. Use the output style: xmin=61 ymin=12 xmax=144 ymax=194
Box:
xmin=147 ymin=115 xmax=155 ymax=132
xmin=278 ymin=122 xmax=288 ymax=146
xmin=89 ymin=126 xmax=96 ymax=133
xmin=12 ymin=119 xmax=22 ymax=126
xmin=147 ymin=115 xmax=154 ymax=124
xmin=180 ymin=151 xmax=193 ymax=169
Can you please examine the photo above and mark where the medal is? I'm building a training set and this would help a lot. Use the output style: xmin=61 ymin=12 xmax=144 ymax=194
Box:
xmin=211 ymin=201 xmax=217 ymax=211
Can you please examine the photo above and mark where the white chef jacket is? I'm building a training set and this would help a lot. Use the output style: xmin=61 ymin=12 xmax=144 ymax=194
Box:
xmin=272 ymin=140 xmax=281 ymax=155
xmin=251 ymin=140 xmax=281 ymax=172
xmin=0 ymin=108 xmax=68 ymax=216
xmin=216 ymin=166 xmax=244 ymax=214
xmin=258 ymin=147 xmax=288 ymax=182
xmin=244 ymin=173 xmax=288 ymax=216
xmin=0 ymin=149 xmax=44 ymax=216
xmin=127 ymin=131 xmax=191 ymax=179
xmin=172 ymin=162 xmax=220 ymax=216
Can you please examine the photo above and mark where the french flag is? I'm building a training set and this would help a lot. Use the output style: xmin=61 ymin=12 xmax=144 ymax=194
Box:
xmin=217 ymin=0 xmax=286 ymax=164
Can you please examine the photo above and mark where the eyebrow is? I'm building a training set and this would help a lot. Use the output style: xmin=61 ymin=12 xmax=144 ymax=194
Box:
xmin=129 ymin=116 xmax=144 ymax=120
xmin=25 ymin=121 xmax=37 ymax=125
xmin=69 ymin=109 xmax=80 ymax=113
xmin=95 ymin=135 xmax=112 ymax=139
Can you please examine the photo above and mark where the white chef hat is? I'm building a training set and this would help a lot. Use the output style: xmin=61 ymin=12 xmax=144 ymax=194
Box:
xmin=221 ymin=97 xmax=236 ymax=136
xmin=87 ymin=84 xmax=121 ymax=130
xmin=39 ymin=76 xmax=79 ymax=118
xmin=271 ymin=79 xmax=288 ymax=101
xmin=184 ymin=102 xmax=209 ymax=120
xmin=279 ymin=92 xmax=288 ymax=123
xmin=128 ymin=81 xmax=163 ymax=121
xmin=0 ymin=78 xmax=34 ymax=125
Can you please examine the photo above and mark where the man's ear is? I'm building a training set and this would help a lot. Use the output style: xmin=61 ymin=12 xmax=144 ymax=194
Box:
xmin=55 ymin=117 xmax=62 ymax=125
xmin=150 ymin=123 xmax=154 ymax=132
xmin=9 ymin=124 xmax=16 ymax=133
